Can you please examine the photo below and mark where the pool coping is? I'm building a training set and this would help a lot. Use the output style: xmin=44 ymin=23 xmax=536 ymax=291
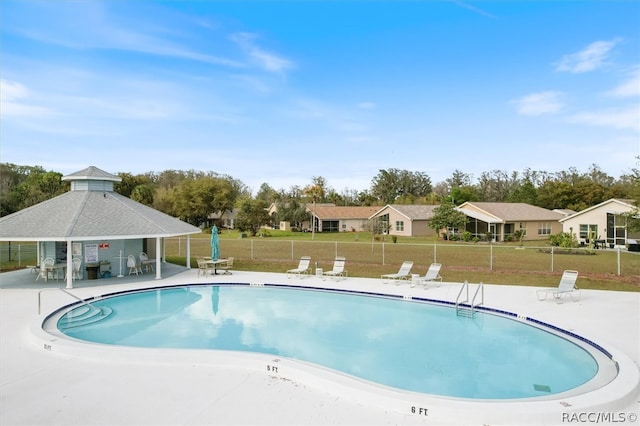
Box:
xmin=30 ymin=280 xmax=640 ymax=426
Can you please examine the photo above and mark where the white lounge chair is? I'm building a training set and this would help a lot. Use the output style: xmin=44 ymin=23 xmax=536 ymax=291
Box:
xmin=287 ymin=256 xmax=311 ymax=278
xmin=323 ymin=257 xmax=347 ymax=281
xmin=381 ymin=261 xmax=413 ymax=284
xmin=412 ymin=263 xmax=442 ymax=288
xmin=536 ymin=270 xmax=581 ymax=302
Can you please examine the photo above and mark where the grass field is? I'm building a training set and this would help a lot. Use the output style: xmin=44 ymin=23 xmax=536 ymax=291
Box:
xmin=2 ymin=230 xmax=638 ymax=292
xmin=166 ymin=230 xmax=639 ymax=292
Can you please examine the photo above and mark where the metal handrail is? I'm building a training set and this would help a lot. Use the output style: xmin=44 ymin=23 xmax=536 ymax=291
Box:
xmin=471 ymin=281 xmax=484 ymax=311
xmin=455 ymin=280 xmax=484 ymax=317
xmin=38 ymin=288 xmax=100 ymax=315
xmin=455 ymin=280 xmax=469 ymax=313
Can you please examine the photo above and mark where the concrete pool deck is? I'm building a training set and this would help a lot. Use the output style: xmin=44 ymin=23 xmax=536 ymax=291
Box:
xmin=1 ymin=265 xmax=639 ymax=425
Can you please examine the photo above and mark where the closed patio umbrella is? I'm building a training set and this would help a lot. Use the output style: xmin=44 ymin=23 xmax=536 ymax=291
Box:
xmin=211 ymin=225 xmax=219 ymax=261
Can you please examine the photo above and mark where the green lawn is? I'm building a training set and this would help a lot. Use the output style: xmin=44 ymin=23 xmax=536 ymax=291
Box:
xmin=171 ymin=230 xmax=640 ymax=292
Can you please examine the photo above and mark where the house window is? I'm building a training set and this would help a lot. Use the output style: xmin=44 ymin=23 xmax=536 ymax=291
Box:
xmin=395 ymin=221 xmax=404 ymax=231
xmin=538 ymin=222 xmax=551 ymax=236
xmin=341 ymin=222 xmax=346 ymax=231
xmin=579 ymin=224 xmax=598 ymax=240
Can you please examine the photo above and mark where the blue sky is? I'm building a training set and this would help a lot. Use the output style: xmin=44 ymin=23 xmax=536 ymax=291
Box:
xmin=1 ymin=1 xmax=639 ymax=194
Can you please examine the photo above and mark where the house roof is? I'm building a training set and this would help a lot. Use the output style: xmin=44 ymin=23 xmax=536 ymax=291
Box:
xmin=311 ymin=205 xmax=380 ymax=220
xmin=559 ymin=198 xmax=637 ymax=223
xmin=0 ymin=167 xmax=201 ymax=242
xmin=369 ymin=204 xmax=439 ymax=220
xmin=457 ymin=202 xmax=565 ymax=223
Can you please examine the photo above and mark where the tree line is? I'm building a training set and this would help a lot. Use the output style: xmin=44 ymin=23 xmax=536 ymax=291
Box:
xmin=1 ymin=162 xmax=638 ymax=233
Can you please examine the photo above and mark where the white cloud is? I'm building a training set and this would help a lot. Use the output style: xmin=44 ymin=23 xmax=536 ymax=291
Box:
xmin=230 ymin=32 xmax=293 ymax=73
xmin=566 ymin=105 xmax=640 ymax=132
xmin=511 ymin=91 xmax=564 ymax=116
xmin=0 ymin=79 xmax=53 ymax=118
xmin=607 ymin=66 xmax=640 ymax=98
xmin=555 ymin=38 xmax=621 ymax=73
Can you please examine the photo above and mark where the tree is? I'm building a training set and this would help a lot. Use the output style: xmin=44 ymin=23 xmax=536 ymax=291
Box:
xmin=130 ymin=184 xmax=155 ymax=206
xmin=477 ymin=170 xmax=521 ymax=202
xmin=273 ymin=198 xmax=309 ymax=231
xmin=623 ymin=157 xmax=640 ymax=232
xmin=255 ymin=183 xmax=280 ymax=204
xmin=304 ymin=177 xmax=327 ymax=239
xmin=370 ymin=168 xmax=432 ymax=204
xmin=15 ymin=169 xmax=68 ymax=210
xmin=429 ymin=201 xmax=468 ymax=238
xmin=235 ymin=197 xmax=270 ymax=236
xmin=444 ymin=169 xmax=477 ymax=204
xmin=115 ymin=172 xmax=148 ymax=198
xmin=172 ymin=177 xmax=237 ymax=226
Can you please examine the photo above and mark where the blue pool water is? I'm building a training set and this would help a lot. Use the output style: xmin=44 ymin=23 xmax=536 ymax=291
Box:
xmin=57 ymin=284 xmax=599 ymax=399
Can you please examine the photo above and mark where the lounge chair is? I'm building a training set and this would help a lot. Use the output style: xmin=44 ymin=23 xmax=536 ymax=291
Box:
xmin=323 ymin=257 xmax=347 ymax=281
xmin=287 ymin=256 xmax=311 ymax=278
xmin=536 ymin=270 xmax=581 ymax=302
xmin=412 ymin=263 xmax=442 ymax=288
xmin=381 ymin=261 xmax=413 ymax=284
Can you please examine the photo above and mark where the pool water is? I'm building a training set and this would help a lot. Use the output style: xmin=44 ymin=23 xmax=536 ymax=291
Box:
xmin=57 ymin=284 xmax=599 ymax=399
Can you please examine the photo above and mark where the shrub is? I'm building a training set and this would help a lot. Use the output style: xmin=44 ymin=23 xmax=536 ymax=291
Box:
xmin=549 ymin=232 xmax=578 ymax=248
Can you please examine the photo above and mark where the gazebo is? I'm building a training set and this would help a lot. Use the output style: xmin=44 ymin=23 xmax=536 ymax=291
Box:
xmin=0 ymin=166 xmax=202 ymax=288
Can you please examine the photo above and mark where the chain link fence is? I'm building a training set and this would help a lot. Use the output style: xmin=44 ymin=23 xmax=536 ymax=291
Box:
xmin=166 ymin=237 xmax=639 ymax=277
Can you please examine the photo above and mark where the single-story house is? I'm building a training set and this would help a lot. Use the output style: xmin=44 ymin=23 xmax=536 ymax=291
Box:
xmin=267 ymin=202 xmax=336 ymax=231
xmin=559 ymin=198 xmax=638 ymax=249
xmin=456 ymin=202 xmax=565 ymax=242
xmin=207 ymin=209 xmax=238 ymax=229
xmin=369 ymin=204 xmax=439 ymax=237
xmin=0 ymin=166 xmax=201 ymax=288
xmin=310 ymin=205 xmax=381 ymax=232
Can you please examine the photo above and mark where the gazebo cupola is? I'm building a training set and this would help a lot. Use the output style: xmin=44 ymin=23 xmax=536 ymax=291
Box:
xmin=61 ymin=166 xmax=122 ymax=192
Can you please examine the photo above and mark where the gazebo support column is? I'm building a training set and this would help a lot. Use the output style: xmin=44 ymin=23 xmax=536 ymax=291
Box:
xmin=186 ymin=235 xmax=191 ymax=269
xmin=66 ymin=241 xmax=74 ymax=289
xmin=155 ymin=237 xmax=162 ymax=280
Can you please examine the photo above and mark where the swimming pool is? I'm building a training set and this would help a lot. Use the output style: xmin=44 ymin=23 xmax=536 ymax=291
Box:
xmin=51 ymin=283 xmax=616 ymax=400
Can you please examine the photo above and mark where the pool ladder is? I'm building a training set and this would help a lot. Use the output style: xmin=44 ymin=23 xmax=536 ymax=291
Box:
xmin=455 ymin=280 xmax=484 ymax=317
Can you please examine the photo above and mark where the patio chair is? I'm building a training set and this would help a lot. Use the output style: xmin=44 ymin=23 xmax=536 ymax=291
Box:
xmin=140 ymin=252 xmax=154 ymax=272
xmin=287 ymin=256 xmax=311 ymax=278
xmin=196 ymin=258 xmax=212 ymax=277
xmin=412 ymin=263 xmax=442 ymax=288
xmin=127 ymin=255 xmax=142 ymax=275
xmin=536 ymin=270 xmax=581 ymax=302
xmin=36 ymin=257 xmax=55 ymax=282
xmin=323 ymin=257 xmax=347 ymax=281
xmin=381 ymin=261 xmax=413 ymax=284
xmin=71 ymin=257 xmax=83 ymax=280
xmin=217 ymin=257 xmax=234 ymax=275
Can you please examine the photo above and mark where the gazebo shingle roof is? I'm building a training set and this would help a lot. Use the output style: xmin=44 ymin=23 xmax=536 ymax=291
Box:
xmin=0 ymin=167 xmax=201 ymax=242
